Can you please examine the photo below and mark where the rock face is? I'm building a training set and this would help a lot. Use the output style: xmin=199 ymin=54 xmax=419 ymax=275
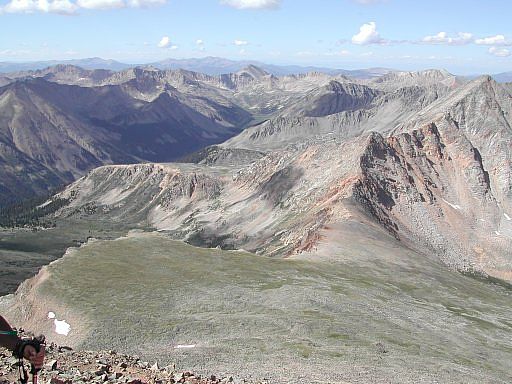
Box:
xmin=37 ymin=72 xmax=512 ymax=282
xmin=282 ymin=80 xmax=380 ymax=118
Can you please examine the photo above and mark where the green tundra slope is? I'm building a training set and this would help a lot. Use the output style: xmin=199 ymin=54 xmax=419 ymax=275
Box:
xmin=3 ymin=222 xmax=512 ymax=383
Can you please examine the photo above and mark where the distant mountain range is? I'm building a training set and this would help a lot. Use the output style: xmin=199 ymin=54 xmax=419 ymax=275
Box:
xmin=493 ymin=71 xmax=512 ymax=83
xmin=0 ymin=57 xmax=131 ymax=72
xmin=0 ymin=56 xmax=395 ymax=78
xmin=1 ymin=56 xmax=511 ymax=82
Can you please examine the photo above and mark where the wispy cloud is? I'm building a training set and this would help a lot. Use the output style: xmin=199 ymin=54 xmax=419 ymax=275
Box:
xmin=196 ymin=39 xmax=205 ymax=51
xmin=1 ymin=0 xmax=77 ymax=14
xmin=220 ymin=0 xmax=280 ymax=9
xmin=353 ymin=0 xmax=384 ymax=4
xmin=76 ymin=0 xmax=123 ymax=10
xmin=421 ymin=32 xmax=473 ymax=45
xmin=352 ymin=22 xmax=387 ymax=45
xmin=127 ymin=0 xmax=165 ymax=7
xmin=475 ymin=34 xmax=512 ymax=46
xmin=324 ymin=50 xmax=351 ymax=57
xmin=0 ymin=0 xmax=166 ymax=13
xmin=234 ymin=39 xmax=248 ymax=46
xmin=488 ymin=46 xmax=511 ymax=57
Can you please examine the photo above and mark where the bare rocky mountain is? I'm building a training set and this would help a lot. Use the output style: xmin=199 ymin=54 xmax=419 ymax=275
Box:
xmin=366 ymin=68 xmax=462 ymax=91
xmin=0 ymin=63 xmax=388 ymax=203
xmin=0 ymin=74 xmax=252 ymax=202
xmin=5 ymin=64 xmax=512 ymax=283
xmin=30 ymin=72 xmax=512 ymax=284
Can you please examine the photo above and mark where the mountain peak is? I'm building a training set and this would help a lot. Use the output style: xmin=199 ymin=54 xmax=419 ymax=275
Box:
xmin=236 ymin=64 xmax=269 ymax=79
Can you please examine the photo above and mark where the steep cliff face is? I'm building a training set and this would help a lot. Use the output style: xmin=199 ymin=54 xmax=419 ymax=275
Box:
xmin=354 ymin=123 xmax=503 ymax=272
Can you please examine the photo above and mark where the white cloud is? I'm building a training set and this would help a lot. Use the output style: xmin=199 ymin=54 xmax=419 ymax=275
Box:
xmin=76 ymin=0 xmax=124 ymax=9
xmin=0 ymin=0 xmax=165 ymax=13
xmin=158 ymin=36 xmax=170 ymax=48
xmin=422 ymin=32 xmax=473 ymax=45
xmin=0 ymin=48 xmax=31 ymax=56
xmin=234 ymin=39 xmax=248 ymax=46
xmin=49 ymin=0 xmax=76 ymax=13
xmin=128 ymin=0 xmax=165 ymax=7
xmin=475 ymin=34 xmax=511 ymax=46
xmin=295 ymin=51 xmax=314 ymax=57
xmin=196 ymin=39 xmax=204 ymax=45
xmin=220 ymin=0 xmax=280 ymax=9
xmin=352 ymin=22 xmax=386 ymax=45
xmin=354 ymin=0 xmax=384 ymax=3
xmin=170 ymin=45 xmax=178 ymax=50
xmin=488 ymin=46 xmax=511 ymax=57
xmin=325 ymin=50 xmax=351 ymax=57
xmin=1 ymin=0 xmax=77 ymax=14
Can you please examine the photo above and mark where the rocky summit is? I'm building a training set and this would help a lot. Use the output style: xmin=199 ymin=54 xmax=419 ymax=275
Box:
xmin=0 ymin=345 xmax=243 ymax=384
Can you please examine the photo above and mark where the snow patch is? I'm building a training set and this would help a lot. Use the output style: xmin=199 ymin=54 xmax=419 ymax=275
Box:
xmin=174 ymin=344 xmax=196 ymax=349
xmin=504 ymin=213 xmax=512 ymax=221
xmin=442 ymin=199 xmax=461 ymax=210
xmin=47 ymin=311 xmax=71 ymax=335
xmin=37 ymin=200 xmax=52 ymax=209
xmin=495 ymin=231 xmax=501 ymax=236
xmin=54 ymin=319 xmax=71 ymax=336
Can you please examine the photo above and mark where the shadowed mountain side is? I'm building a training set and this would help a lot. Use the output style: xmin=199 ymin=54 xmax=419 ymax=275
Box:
xmin=0 ymin=77 xmax=252 ymax=203
xmin=281 ymin=81 xmax=381 ymax=118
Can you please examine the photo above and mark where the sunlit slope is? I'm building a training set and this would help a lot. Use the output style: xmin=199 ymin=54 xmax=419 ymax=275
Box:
xmin=5 ymin=226 xmax=512 ymax=383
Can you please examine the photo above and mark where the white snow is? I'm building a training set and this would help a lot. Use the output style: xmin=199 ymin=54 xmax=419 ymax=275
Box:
xmin=54 ymin=319 xmax=71 ymax=336
xmin=504 ymin=213 xmax=512 ymax=221
xmin=37 ymin=200 xmax=52 ymax=209
xmin=442 ymin=199 xmax=461 ymax=210
xmin=174 ymin=344 xmax=196 ymax=349
xmin=47 ymin=311 xmax=70 ymax=335
xmin=495 ymin=231 xmax=501 ymax=236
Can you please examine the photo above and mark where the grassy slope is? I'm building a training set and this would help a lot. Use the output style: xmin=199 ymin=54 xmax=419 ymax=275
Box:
xmin=8 ymin=224 xmax=512 ymax=383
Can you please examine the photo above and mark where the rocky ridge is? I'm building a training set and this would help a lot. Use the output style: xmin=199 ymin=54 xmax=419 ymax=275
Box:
xmin=0 ymin=345 xmax=249 ymax=384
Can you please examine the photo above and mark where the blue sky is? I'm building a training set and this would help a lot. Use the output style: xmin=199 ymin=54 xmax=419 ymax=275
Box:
xmin=1 ymin=0 xmax=511 ymax=74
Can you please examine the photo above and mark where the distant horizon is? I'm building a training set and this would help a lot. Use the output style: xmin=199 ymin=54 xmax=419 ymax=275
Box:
xmin=0 ymin=55 xmax=510 ymax=77
xmin=1 ymin=1 xmax=511 ymax=76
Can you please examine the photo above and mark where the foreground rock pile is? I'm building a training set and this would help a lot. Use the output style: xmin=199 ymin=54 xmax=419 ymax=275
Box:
xmin=0 ymin=345 xmax=246 ymax=384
